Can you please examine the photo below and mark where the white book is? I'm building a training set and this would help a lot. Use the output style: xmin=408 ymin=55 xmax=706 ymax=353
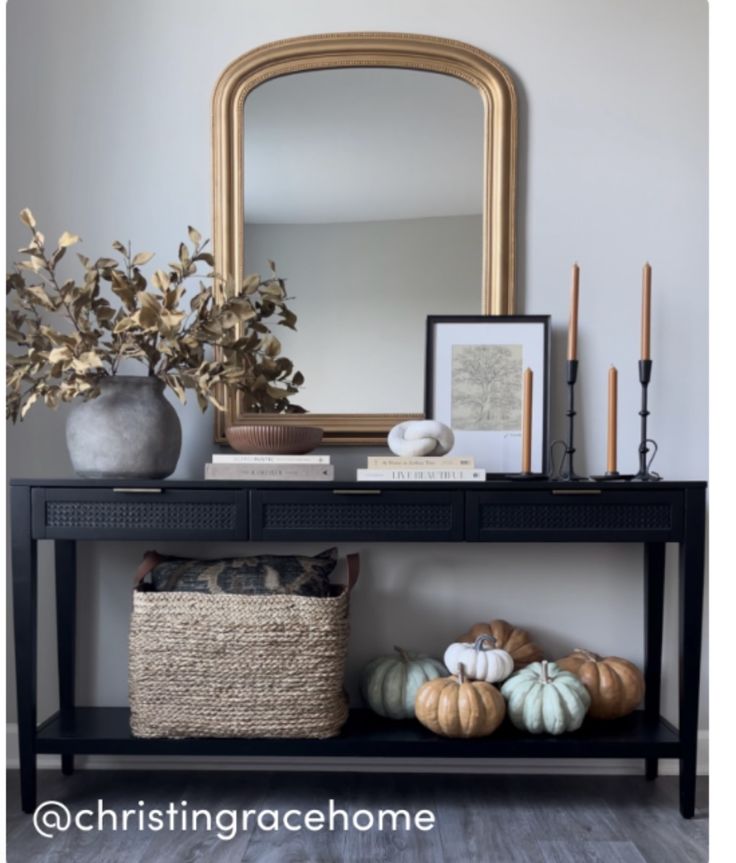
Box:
xmin=212 ymin=453 xmax=330 ymax=464
xmin=205 ymin=463 xmax=334 ymax=481
xmin=366 ymin=456 xmax=475 ymax=469
xmin=356 ymin=468 xmax=485 ymax=482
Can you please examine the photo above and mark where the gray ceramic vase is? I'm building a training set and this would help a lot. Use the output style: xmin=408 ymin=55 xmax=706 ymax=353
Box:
xmin=66 ymin=376 xmax=182 ymax=479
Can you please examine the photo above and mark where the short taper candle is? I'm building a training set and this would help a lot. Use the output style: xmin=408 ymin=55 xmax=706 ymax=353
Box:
xmin=641 ymin=263 xmax=652 ymax=360
xmin=567 ymin=263 xmax=580 ymax=361
xmin=521 ymin=368 xmax=533 ymax=473
xmin=607 ymin=366 xmax=618 ymax=473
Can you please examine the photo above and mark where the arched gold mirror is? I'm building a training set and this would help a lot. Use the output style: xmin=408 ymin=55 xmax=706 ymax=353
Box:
xmin=212 ymin=33 xmax=517 ymax=444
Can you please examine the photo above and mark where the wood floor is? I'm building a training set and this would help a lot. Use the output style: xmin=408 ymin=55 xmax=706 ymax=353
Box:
xmin=6 ymin=770 xmax=708 ymax=862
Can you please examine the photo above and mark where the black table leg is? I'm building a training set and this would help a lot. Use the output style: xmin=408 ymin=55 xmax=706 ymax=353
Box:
xmin=11 ymin=485 xmax=38 ymax=814
xmin=678 ymin=487 xmax=706 ymax=818
xmin=644 ymin=542 xmax=666 ymax=780
xmin=55 ymin=541 xmax=77 ymax=776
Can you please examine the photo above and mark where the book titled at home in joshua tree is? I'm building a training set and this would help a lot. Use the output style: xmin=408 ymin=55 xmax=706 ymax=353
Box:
xmin=205 ymin=463 xmax=334 ymax=481
xmin=356 ymin=468 xmax=485 ymax=482
xmin=366 ymin=456 xmax=475 ymax=468
xmin=212 ymin=454 xmax=331 ymax=464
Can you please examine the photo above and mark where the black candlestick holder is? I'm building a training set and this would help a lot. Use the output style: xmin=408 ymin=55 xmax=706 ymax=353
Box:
xmin=548 ymin=359 xmax=589 ymax=481
xmin=632 ymin=358 xmax=662 ymax=482
xmin=506 ymin=469 xmax=547 ymax=481
xmin=589 ymin=468 xmax=635 ymax=482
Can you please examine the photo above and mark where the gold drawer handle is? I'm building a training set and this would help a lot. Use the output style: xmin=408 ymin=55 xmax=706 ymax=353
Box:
xmin=552 ymin=489 xmax=603 ymax=496
xmin=112 ymin=487 xmax=163 ymax=494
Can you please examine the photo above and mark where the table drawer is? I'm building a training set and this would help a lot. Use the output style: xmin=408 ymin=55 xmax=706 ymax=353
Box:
xmin=466 ymin=489 xmax=683 ymax=542
xmin=33 ymin=488 xmax=248 ymax=540
xmin=251 ymin=489 xmax=464 ymax=541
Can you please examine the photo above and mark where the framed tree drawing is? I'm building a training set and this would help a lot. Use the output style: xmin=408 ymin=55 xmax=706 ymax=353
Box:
xmin=425 ymin=316 xmax=550 ymax=475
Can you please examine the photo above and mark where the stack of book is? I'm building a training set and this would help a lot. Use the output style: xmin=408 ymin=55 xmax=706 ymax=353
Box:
xmin=356 ymin=455 xmax=485 ymax=482
xmin=204 ymin=453 xmax=334 ymax=481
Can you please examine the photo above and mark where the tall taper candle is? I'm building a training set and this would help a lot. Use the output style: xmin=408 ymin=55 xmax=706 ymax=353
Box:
xmin=607 ymin=365 xmax=618 ymax=473
xmin=641 ymin=263 xmax=652 ymax=360
xmin=567 ymin=263 xmax=580 ymax=361
xmin=521 ymin=367 xmax=533 ymax=473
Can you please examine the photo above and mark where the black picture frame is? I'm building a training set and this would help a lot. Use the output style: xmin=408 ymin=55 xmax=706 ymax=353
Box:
xmin=424 ymin=315 xmax=551 ymax=476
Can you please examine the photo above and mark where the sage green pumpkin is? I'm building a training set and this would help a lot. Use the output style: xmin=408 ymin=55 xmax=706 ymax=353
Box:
xmin=361 ymin=647 xmax=447 ymax=719
xmin=500 ymin=660 xmax=591 ymax=735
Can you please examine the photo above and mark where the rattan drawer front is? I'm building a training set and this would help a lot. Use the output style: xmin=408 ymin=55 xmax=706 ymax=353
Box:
xmin=33 ymin=489 xmax=248 ymax=540
xmin=466 ymin=490 xmax=683 ymax=542
xmin=251 ymin=490 xmax=464 ymax=541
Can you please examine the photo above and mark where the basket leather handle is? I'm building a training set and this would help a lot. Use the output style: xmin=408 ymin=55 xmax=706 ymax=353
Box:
xmin=346 ymin=552 xmax=360 ymax=592
xmin=135 ymin=550 xmax=166 ymax=586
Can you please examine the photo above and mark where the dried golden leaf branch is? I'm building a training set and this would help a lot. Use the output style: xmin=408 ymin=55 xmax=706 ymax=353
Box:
xmin=6 ymin=210 xmax=305 ymax=421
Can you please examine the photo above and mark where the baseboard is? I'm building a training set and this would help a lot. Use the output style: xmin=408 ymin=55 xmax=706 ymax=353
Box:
xmin=5 ymin=723 xmax=709 ymax=776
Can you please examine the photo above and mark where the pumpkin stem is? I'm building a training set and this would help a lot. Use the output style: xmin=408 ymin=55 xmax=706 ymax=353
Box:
xmin=457 ymin=662 xmax=467 ymax=685
xmin=541 ymin=659 xmax=550 ymax=684
xmin=573 ymin=648 xmax=601 ymax=662
xmin=394 ymin=646 xmax=411 ymax=663
xmin=473 ymin=634 xmax=497 ymax=652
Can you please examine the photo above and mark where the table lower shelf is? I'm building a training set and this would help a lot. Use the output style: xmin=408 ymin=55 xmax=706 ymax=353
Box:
xmin=36 ymin=708 xmax=681 ymax=760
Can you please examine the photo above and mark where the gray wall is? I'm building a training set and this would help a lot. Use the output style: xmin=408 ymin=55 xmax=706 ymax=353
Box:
xmin=6 ymin=0 xmax=707 ymax=731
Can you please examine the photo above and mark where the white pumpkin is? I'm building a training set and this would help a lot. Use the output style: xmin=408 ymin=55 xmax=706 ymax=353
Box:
xmin=361 ymin=646 xmax=447 ymax=719
xmin=444 ymin=635 xmax=514 ymax=684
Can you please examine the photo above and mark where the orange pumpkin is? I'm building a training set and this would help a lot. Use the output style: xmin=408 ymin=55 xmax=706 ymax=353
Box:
xmin=556 ymin=648 xmax=645 ymax=719
xmin=457 ymin=619 xmax=543 ymax=669
xmin=415 ymin=663 xmax=506 ymax=738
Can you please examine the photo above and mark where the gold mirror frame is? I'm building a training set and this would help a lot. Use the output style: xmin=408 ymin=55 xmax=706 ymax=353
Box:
xmin=212 ymin=32 xmax=518 ymax=444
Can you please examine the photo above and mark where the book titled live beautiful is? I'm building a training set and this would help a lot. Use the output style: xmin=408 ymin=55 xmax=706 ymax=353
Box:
xmin=356 ymin=468 xmax=485 ymax=482
xmin=205 ymin=463 xmax=334 ymax=481
xmin=366 ymin=456 xmax=475 ymax=469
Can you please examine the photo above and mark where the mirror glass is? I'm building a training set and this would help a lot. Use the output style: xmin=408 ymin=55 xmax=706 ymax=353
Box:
xmin=243 ymin=68 xmax=484 ymax=413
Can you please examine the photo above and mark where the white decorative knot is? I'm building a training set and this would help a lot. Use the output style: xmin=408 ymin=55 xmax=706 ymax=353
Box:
xmin=387 ymin=420 xmax=455 ymax=457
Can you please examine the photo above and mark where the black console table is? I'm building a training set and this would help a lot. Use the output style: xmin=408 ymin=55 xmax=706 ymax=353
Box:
xmin=10 ymin=478 xmax=706 ymax=817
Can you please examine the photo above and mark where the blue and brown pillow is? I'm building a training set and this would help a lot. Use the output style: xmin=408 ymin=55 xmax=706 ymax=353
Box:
xmin=136 ymin=547 xmax=338 ymax=597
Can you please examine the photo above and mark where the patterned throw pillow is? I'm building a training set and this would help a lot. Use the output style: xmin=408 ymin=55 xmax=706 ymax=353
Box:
xmin=142 ymin=547 xmax=338 ymax=597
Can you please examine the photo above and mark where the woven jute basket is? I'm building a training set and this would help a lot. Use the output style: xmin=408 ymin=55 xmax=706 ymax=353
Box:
xmin=129 ymin=554 xmax=358 ymax=739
